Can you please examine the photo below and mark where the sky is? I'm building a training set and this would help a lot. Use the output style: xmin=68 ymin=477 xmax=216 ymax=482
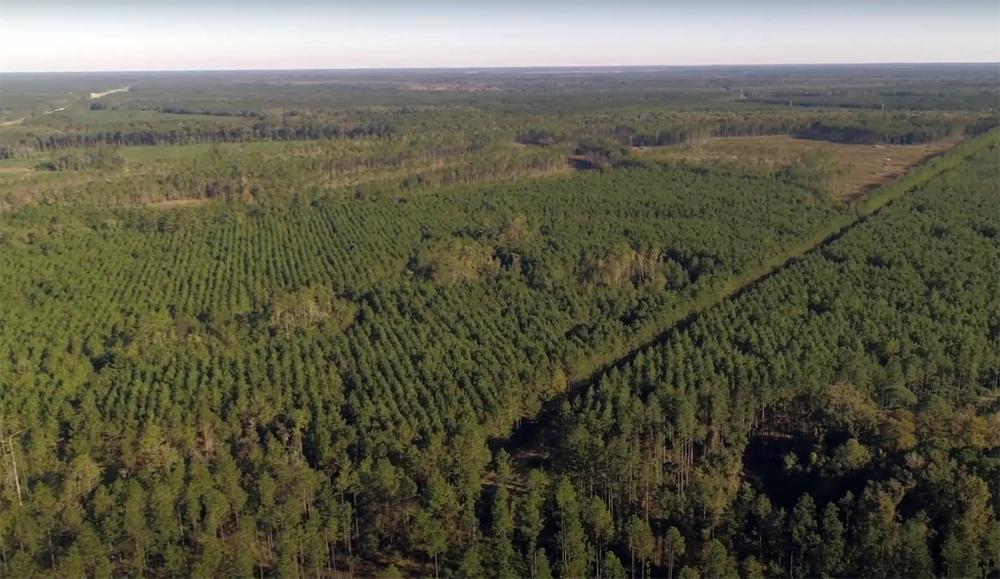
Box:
xmin=1 ymin=0 xmax=998 ymax=72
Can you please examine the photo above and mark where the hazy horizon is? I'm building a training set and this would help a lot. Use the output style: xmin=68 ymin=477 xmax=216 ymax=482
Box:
xmin=2 ymin=62 xmax=1000 ymax=76
xmin=2 ymin=0 xmax=999 ymax=73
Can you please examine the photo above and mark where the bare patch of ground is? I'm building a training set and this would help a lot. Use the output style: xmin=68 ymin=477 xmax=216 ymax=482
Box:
xmin=639 ymin=135 xmax=956 ymax=201
xmin=0 ymin=116 xmax=28 ymax=127
xmin=145 ymin=198 xmax=213 ymax=209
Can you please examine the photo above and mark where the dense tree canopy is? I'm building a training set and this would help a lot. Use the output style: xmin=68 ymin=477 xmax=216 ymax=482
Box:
xmin=0 ymin=67 xmax=997 ymax=577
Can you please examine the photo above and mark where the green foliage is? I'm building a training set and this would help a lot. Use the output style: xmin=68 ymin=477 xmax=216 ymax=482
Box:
xmin=413 ymin=237 xmax=499 ymax=285
xmin=626 ymin=515 xmax=655 ymax=579
xmin=601 ymin=551 xmax=628 ymax=579
xmin=0 ymin=67 xmax=996 ymax=578
xmin=699 ymin=539 xmax=737 ymax=579
xmin=35 ymin=147 xmax=124 ymax=171
xmin=550 ymin=138 xmax=1000 ymax=578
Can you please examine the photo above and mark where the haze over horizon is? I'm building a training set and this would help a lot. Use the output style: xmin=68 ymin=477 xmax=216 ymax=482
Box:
xmin=2 ymin=0 xmax=999 ymax=73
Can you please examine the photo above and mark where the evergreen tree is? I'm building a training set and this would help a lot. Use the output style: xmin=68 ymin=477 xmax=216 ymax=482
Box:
xmin=700 ymin=539 xmax=737 ymax=579
xmin=896 ymin=517 xmax=934 ymax=579
xmin=625 ymin=515 xmax=654 ymax=579
xmin=490 ymin=483 xmax=518 ymax=578
xmin=585 ymin=495 xmax=615 ymax=578
xmin=555 ymin=480 xmax=590 ymax=578
xmin=602 ymin=551 xmax=629 ymax=579
xmin=662 ymin=526 xmax=686 ymax=579
xmin=459 ymin=544 xmax=485 ymax=578
xmin=518 ymin=470 xmax=548 ymax=578
xmin=791 ymin=494 xmax=820 ymax=578
xmin=819 ymin=503 xmax=844 ymax=576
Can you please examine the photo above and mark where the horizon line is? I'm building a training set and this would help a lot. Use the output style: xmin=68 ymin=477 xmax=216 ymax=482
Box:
xmin=3 ymin=60 xmax=999 ymax=75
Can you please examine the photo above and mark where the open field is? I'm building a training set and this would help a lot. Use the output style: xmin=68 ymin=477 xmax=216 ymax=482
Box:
xmin=639 ymin=135 xmax=956 ymax=200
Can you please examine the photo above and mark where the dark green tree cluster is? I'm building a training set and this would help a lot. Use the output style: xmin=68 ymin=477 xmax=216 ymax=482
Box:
xmin=34 ymin=147 xmax=124 ymax=172
xmin=12 ymin=121 xmax=394 ymax=154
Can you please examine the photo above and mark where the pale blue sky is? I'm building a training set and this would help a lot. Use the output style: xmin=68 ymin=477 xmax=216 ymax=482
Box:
xmin=2 ymin=1 xmax=998 ymax=72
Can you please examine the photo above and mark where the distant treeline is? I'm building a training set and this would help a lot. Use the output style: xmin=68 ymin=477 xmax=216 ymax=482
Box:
xmin=621 ymin=119 xmax=802 ymax=146
xmin=157 ymin=106 xmax=260 ymax=118
xmin=625 ymin=118 xmax=995 ymax=147
xmin=751 ymin=94 xmax=1000 ymax=111
xmin=516 ymin=121 xmax=804 ymax=149
xmin=794 ymin=119 xmax=997 ymax=145
xmin=89 ymin=102 xmax=260 ymax=117
xmin=0 ymin=122 xmax=395 ymax=158
xmin=525 ymin=116 xmax=999 ymax=149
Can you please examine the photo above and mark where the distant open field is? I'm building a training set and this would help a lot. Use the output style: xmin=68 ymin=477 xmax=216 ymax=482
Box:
xmin=639 ymin=135 xmax=955 ymax=200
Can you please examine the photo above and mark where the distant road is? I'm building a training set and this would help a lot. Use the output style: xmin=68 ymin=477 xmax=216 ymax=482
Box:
xmin=0 ymin=116 xmax=28 ymax=127
xmin=89 ymin=86 xmax=131 ymax=99
xmin=0 ymin=106 xmax=67 ymax=128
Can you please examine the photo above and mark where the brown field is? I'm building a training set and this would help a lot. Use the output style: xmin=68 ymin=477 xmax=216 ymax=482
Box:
xmin=639 ymin=135 xmax=956 ymax=200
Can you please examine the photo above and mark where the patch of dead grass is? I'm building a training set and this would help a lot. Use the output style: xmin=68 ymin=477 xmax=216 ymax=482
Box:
xmin=639 ymin=135 xmax=956 ymax=201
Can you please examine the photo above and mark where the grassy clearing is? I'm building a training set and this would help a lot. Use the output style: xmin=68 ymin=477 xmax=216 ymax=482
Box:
xmin=638 ymin=135 xmax=954 ymax=200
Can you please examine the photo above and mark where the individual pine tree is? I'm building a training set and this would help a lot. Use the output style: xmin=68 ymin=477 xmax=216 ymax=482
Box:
xmin=896 ymin=517 xmax=933 ymax=579
xmin=123 ymin=480 xmax=151 ymax=575
xmin=790 ymin=494 xmax=819 ymax=578
xmin=458 ymin=543 xmax=485 ymax=578
xmin=411 ymin=509 xmax=447 ymax=578
xmin=662 ymin=526 xmax=686 ymax=579
xmin=535 ymin=547 xmax=554 ymax=579
xmin=700 ymin=539 xmax=737 ymax=579
xmin=942 ymin=531 xmax=978 ymax=579
xmin=818 ymin=502 xmax=844 ymax=576
xmin=555 ymin=479 xmax=590 ymax=578
xmin=625 ymin=515 xmax=654 ymax=579
xmin=602 ymin=550 xmax=629 ymax=579
xmin=518 ymin=469 xmax=548 ymax=578
xmin=490 ymin=483 xmax=518 ymax=578
xmin=585 ymin=495 xmax=615 ymax=577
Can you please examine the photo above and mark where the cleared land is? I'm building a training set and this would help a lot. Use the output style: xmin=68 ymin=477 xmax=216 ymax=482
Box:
xmin=639 ymin=135 xmax=954 ymax=200
xmin=0 ymin=116 xmax=29 ymax=127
